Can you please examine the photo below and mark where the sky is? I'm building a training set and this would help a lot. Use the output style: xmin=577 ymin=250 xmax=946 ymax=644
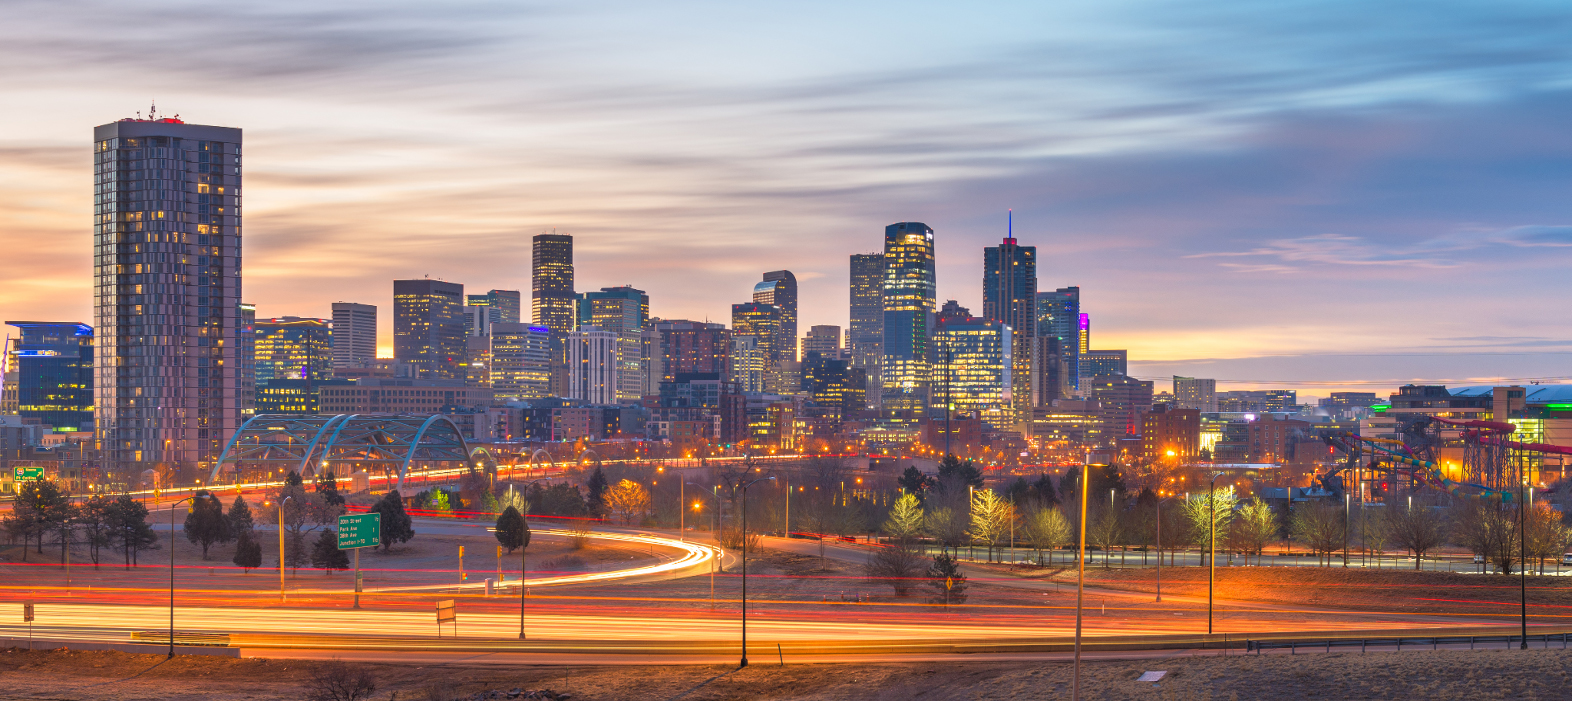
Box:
xmin=2 ymin=0 xmax=1571 ymax=400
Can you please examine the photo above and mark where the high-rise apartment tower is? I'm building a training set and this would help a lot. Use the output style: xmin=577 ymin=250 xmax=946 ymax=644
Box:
xmin=330 ymin=302 xmax=377 ymax=369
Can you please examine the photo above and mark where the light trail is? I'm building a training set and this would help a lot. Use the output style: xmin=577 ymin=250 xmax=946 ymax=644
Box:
xmin=371 ymin=529 xmax=718 ymax=594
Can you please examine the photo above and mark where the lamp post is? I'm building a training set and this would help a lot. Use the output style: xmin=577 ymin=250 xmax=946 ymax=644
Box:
xmin=1154 ymin=494 xmax=1163 ymax=603
xmin=278 ymin=495 xmax=293 ymax=602
xmin=1521 ymin=479 xmax=1528 ymax=649
xmin=1072 ymin=453 xmax=1091 ymax=701
xmin=688 ymin=483 xmax=723 ymax=609
xmin=168 ymin=495 xmax=195 ymax=659
xmin=738 ymin=475 xmax=775 ymax=668
xmin=1208 ymin=471 xmax=1224 ymax=636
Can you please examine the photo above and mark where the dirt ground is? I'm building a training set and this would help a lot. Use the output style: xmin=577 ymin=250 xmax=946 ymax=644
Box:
xmin=4 ymin=646 xmax=1572 ymax=700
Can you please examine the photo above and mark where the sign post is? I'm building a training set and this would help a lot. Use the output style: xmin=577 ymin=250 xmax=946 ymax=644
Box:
xmin=14 ymin=466 xmax=43 ymax=482
xmin=337 ymin=513 xmax=381 ymax=609
xmin=435 ymin=599 xmax=456 ymax=638
xmin=22 ymin=601 xmax=34 ymax=650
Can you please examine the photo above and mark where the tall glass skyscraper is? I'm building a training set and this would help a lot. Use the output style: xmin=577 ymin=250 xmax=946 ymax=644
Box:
xmin=753 ymin=270 xmax=798 ymax=362
xmin=531 ymin=234 xmax=575 ymax=334
xmin=394 ymin=279 xmax=466 ymax=380
xmin=253 ymin=317 xmax=332 ymax=382
xmin=848 ymin=253 xmax=884 ymax=407
xmin=3 ymin=321 xmax=94 ymax=432
xmin=730 ymin=302 xmax=780 ymax=393
xmin=984 ymin=222 xmax=1036 ymax=430
xmin=881 ymin=222 xmax=935 ymax=419
xmin=1036 ymin=287 xmax=1081 ymax=392
xmin=93 ymin=113 xmax=242 ymax=473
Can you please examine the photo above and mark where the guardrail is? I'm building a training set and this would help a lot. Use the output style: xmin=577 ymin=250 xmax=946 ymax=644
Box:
xmin=129 ymin=631 xmax=232 ymax=647
xmin=1247 ymin=632 xmax=1571 ymax=655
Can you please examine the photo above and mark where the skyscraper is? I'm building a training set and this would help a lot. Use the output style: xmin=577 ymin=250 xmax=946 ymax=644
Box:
xmin=1173 ymin=376 xmax=1218 ymax=412
xmin=393 ymin=279 xmax=466 ymax=380
xmin=730 ymin=302 xmax=780 ymax=393
xmin=566 ymin=327 xmax=620 ymax=404
xmin=93 ymin=112 xmax=242 ymax=472
xmin=881 ymin=222 xmax=936 ymax=419
xmin=330 ymin=302 xmax=377 ymax=370
xmin=802 ymin=325 xmax=843 ymax=359
xmin=1036 ymin=287 xmax=1081 ymax=391
xmin=491 ymin=323 xmax=553 ymax=399
xmin=531 ymin=234 xmax=575 ymax=334
xmin=2 ymin=321 xmax=94 ymax=432
xmin=983 ymin=216 xmax=1036 ymax=430
xmin=848 ymin=253 xmax=884 ymax=407
xmin=253 ymin=317 xmax=332 ymax=383
xmin=577 ymin=286 xmax=648 ymax=402
xmin=655 ymin=320 xmax=730 ymax=383
xmin=1080 ymin=349 xmax=1128 ymax=379
xmin=753 ymin=271 xmax=798 ymax=362
xmin=931 ymin=312 xmax=1012 ymax=429
xmin=468 ymin=290 xmax=521 ymax=325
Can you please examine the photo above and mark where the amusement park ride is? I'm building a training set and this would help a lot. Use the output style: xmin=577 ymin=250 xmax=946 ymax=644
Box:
xmin=1321 ymin=417 xmax=1572 ymax=503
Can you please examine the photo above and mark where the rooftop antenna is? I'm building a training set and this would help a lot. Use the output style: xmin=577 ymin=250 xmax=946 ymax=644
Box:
xmin=149 ymin=100 xmax=157 ymax=121
xmin=1005 ymin=209 xmax=1016 ymax=244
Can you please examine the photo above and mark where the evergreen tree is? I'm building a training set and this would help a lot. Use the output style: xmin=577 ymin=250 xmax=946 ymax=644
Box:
xmin=184 ymin=491 xmax=233 ymax=559
xmin=585 ymin=466 xmax=609 ymax=516
xmin=109 ymin=493 xmax=158 ymax=568
xmin=285 ymin=470 xmax=304 ymax=487
xmin=936 ymin=455 xmax=984 ymax=489
xmin=311 ymin=528 xmax=350 ymax=573
xmin=1006 ymin=477 xmax=1031 ymax=506
xmin=927 ymin=552 xmax=968 ymax=605
xmin=897 ymin=466 xmax=936 ymax=504
xmin=229 ymin=495 xmax=255 ymax=535
xmin=233 ymin=529 xmax=263 ymax=573
xmin=494 ymin=506 xmax=529 ymax=554
xmin=315 ymin=469 xmax=345 ymax=507
xmin=370 ymin=490 xmax=415 ymax=552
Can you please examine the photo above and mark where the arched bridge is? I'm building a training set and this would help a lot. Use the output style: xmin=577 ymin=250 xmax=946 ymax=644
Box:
xmin=209 ymin=413 xmax=471 ymax=492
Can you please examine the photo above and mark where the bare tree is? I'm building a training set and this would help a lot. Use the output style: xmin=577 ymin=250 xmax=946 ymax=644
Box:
xmin=1525 ymin=503 xmax=1569 ymax=574
xmin=1452 ymin=499 xmax=1519 ymax=575
xmin=1290 ymin=500 xmax=1345 ymax=567
xmin=1230 ymin=499 xmax=1278 ymax=566
xmin=303 ymin=659 xmax=377 ymax=701
xmin=1388 ymin=500 xmax=1447 ymax=569
xmin=1020 ymin=506 xmax=1071 ymax=566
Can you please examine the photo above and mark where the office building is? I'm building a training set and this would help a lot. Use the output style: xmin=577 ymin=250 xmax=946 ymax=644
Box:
xmin=1173 ymin=376 xmax=1217 ymax=412
xmin=802 ymin=325 xmax=843 ymax=359
xmin=319 ymin=378 xmax=493 ymax=414
xmin=93 ymin=113 xmax=242 ymax=471
xmin=490 ymin=323 xmax=552 ymax=400
xmin=330 ymin=302 xmax=376 ymax=369
xmin=731 ymin=302 xmax=781 ymax=392
xmin=655 ymin=320 xmax=729 ymax=384
xmin=531 ymin=234 xmax=575 ymax=334
xmin=253 ymin=317 xmax=332 ymax=383
xmin=881 ymin=222 xmax=936 ymax=419
xmin=467 ymin=290 xmax=520 ymax=327
xmin=1036 ymin=287 xmax=1081 ymax=392
xmin=1030 ymin=336 xmax=1071 ymax=406
xmin=1087 ymin=374 xmax=1154 ymax=440
xmin=566 ymin=327 xmax=621 ymax=405
xmin=2 ymin=322 xmax=94 ymax=432
xmin=729 ymin=335 xmax=766 ymax=393
xmin=984 ymin=222 xmax=1036 ymax=429
xmin=465 ymin=336 xmax=492 ymax=387
xmin=1142 ymin=405 xmax=1201 ymax=460
xmin=1218 ymin=389 xmax=1298 ymax=413
xmin=238 ymin=303 xmax=255 ymax=419
xmin=393 ymin=279 xmax=466 ymax=380
xmin=803 ymin=352 xmax=866 ymax=413
xmin=753 ymin=271 xmax=798 ymax=362
xmin=848 ymin=253 xmax=884 ymax=404
xmin=931 ymin=312 xmax=1012 ymax=429
xmin=1080 ymin=349 xmax=1128 ymax=379
xmin=577 ymin=286 xmax=647 ymax=402
xmin=255 ymin=378 xmax=354 ymax=416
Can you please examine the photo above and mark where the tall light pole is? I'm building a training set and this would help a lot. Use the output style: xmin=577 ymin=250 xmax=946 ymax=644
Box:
xmin=738 ymin=475 xmax=775 ymax=668
xmin=1208 ymin=471 xmax=1224 ymax=636
xmin=1072 ymin=454 xmax=1091 ymax=701
xmin=1154 ymin=494 xmax=1162 ymax=603
xmin=168 ymin=495 xmax=196 ymax=659
xmin=1521 ymin=479 xmax=1528 ymax=649
xmin=689 ymin=483 xmax=723 ymax=609
xmin=278 ymin=495 xmax=293 ymax=602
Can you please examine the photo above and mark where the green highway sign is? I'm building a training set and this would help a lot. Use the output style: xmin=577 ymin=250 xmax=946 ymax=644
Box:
xmin=337 ymin=512 xmax=381 ymax=550
xmin=13 ymin=467 xmax=43 ymax=481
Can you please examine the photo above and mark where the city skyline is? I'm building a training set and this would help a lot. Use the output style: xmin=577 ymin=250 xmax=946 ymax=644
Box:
xmin=3 ymin=2 xmax=1572 ymax=398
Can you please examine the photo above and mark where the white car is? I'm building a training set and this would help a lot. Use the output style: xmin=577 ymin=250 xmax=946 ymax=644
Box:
xmin=1473 ymin=554 xmax=1485 ymax=565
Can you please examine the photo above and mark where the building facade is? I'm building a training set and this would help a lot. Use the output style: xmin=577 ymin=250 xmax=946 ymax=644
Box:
xmin=983 ymin=229 xmax=1036 ymax=429
xmin=330 ymin=302 xmax=376 ymax=369
xmin=1087 ymin=374 xmax=1154 ymax=441
xmin=730 ymin=303 xmax=780 ymax=393
xmin=1080 ymin=349 xmax=1128 ymax=379
xmin=93 ymin=114 xmax=243 ymax=472
xmin=253 ymin=317 xmax=332 ymax=383
xmin=931 ymin=315 xmax=1012 ymax=429
xmin=1141 ymin=406 xmax=1201 ymax=460
xmin=531 ymin=234 xmax=575 ymax=334
xmin=490 ymin=323 xmax=552 ymax=400
xmin=848 ymin=253 xmax=884 ymax=405
xmin=393 ymin=279 xmax=466 ymax=381
xmin=2 ymin=322 xmax=94 ymax=432
xmin=753 ymin=271 xmax=798 ymax=362
xmin=566 ymin=327 xmax=621 ymax=405
xmin=881 ymin=222 xmax=936 ymax=419
xmin=802 ymin=325 xmax=843 ymax=359
xmin=1173 ymin=376 xmax=1217 ymax=413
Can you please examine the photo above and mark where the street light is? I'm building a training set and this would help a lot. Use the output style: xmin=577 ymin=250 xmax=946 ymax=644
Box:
xmin=1208 ymin=470 xmax=1225 ymax=636
xmin=168 ymin=495 xmax=196 ymax=659
xmin=738 ymin=475 xmax=775 ymax=668
xmin=278 ymin=495 xmax=293 ymax=602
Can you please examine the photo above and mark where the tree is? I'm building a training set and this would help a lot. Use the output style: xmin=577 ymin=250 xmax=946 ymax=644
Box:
xmin=1031 ymin=473 xmax=1059 ymax=508
xmin=1525 ymin=503 xmax=1567 ymax=574
xmin=495 ymin=506 xmax=529 ymax=553
xmin=865 ymin=542 xmax=927 ymax=596
xmin=286 ymin=470 xmax=304 ymax=487
xmin=263 ymin=484 xmax=345 ymax=552
xmin=1020 ymin=507 xmax=1071 ymax=566
xmin=1452 ymin=498 xmax=1518 ymax=575
xmin=77 ymin=495 xmax=115 ymax=567
xmin=882 ymin=493 xmax=925 ymax=542
xmin=925 ymin=506 xmax=968 ymax=557
xmin=603 ymin=479 xmax=652 ymax=525
xmin=937 ymin=454 xmax=984 ymax=489
xmin=315 ymin=469 xmax=345 ymax=507
xmin=1290 ymin=499 xmax=1346 ymax=567
xmin=311 ymin=529 xmax=351 ymax=573
xmin=585 ymin=466 xmax=610 ymax=517
xmin=11 ymin=480 xmax=71 ymax=558
xmin=1183 ymin=486 xmax=1238 ymax=566
xmin=229 ymin=495 xmax=255 ymax=536
xmin=1088 ymin=507 xmax=1123 ymax=568
xmin=967 ymin=489 xmax=1013 ymax=562
xmin=1388 ymin=500 xmax=1446 ymax=569
xmin=233 ymin=529 xmax=263 ymax=573
xmin=897 ymin=467 xmax=936 ymax=504
xmin=927 ymin=552 xmax=967 ymax=606
xmin=108 ymin=493 xmax=158 ymax=568
xmin=369 ymin=490 xmax=415 ymax=552
xmin=1360 ymin=507 xmax=1393 ymax=567
xmin=184 ymin=492 xmax=233 ymax=560
xmin=1231 ymin=499 xmax=1278 ymax=566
